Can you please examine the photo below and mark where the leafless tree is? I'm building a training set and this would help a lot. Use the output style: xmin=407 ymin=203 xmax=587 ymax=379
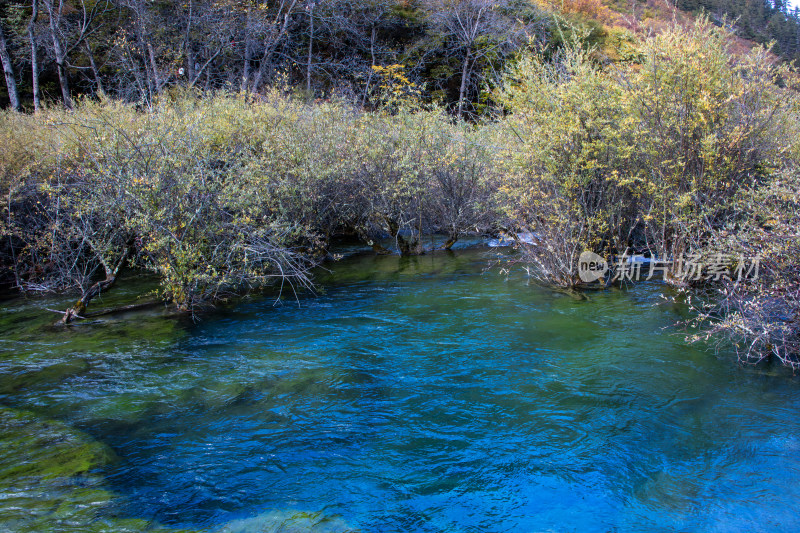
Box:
xmin=28 ymin=0 xmax=41 ymax=111
xmin=0 ymin=20 xmax=20 ymax=111
xmin=246 ymin=0 xmax=300 ymax=92
xmin=40 ymin=0 xmax=111 ymax=108
xmin=426 ymin=0 xmax=531 ymax=117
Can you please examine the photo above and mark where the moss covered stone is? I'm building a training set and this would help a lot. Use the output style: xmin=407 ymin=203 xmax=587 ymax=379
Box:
xmin=216 ymin=509 xmax=356 ymax=533
xmin=0 ymin=406 xmax=192 ymax=532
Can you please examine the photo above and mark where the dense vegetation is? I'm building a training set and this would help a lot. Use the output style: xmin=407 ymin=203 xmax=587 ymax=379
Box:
xmin=676 ymin=0 xmax=800 ymax=62
xmin=0 ymin=0 xmax=548 ymax=116
xmin=1 ymin=1 xmax=799 ymax=369
xmin=3 ymin=0 xmax=797 ymax=114
xmin=1 ymin=90 xmax=503 ymax=314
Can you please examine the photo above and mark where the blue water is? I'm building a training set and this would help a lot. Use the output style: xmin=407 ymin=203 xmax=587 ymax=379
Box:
xmin=1 ymin=248 xmax=800 ymax=532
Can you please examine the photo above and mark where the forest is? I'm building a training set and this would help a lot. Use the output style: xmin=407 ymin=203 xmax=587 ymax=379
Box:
xmin=0 ymin=0 xmax=798 ymax=112
xmin=1 ymin=0 xmax=800 ymax=369
xmin=1 ymin=0 xmax=548 ymax=115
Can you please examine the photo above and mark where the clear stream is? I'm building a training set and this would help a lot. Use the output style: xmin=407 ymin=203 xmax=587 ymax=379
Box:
xmin=1 ymin=246 xmax=799 ymax=532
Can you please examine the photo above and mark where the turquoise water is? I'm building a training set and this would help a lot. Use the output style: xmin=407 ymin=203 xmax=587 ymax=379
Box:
xmin=1 ymin=247 xmax=799 ymax=532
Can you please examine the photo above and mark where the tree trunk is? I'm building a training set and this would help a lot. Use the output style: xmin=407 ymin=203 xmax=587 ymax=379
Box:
xmin=0 ymin=24 xmax=20 ymax=111
xmin=62 ymin=243 xmax=133 ymax=324
xmin=147 ymin=42 xmax=161 ymax=93
xmin=396 ymin=234 xmax=423 ymax=256
xmin=457 ymin=50 xmax=471 ymax=118
xmin=85 ymin=41 xmax=104 ymax=95
xmin=354 ymin=226 xmax=391 ymax=255
xmin=54 ymin=56 xmax=71 ymax=109
xmin=184 ymin=0 xmax=195 ymax=82
xmin=250 ymin=1 xmax=297 ymax=92
xmin=306 ymin=3 xmax=314 ymax=95
xmin=45 ymin=1 xmax=72 ymax=109
xmin=383 ymin=215 xmax=423 ymax=256
xmin=187 ymin=47 xmax=195 ymax=83
xmin=189 ymin=49 xmax=221 ymax=89
xmin=442 ymin=232 xmax=458 ymax=250
xmin=29 ymin=0 xmax=41 ymax=112
xmin=241 ymin=6 xmax=251 ymax=93
xmin=362 ymin=25 xmax=376 ymax=107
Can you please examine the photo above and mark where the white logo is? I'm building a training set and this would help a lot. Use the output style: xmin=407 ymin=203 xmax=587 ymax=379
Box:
xmin=578 ymin=251 xmax=608 ymax=282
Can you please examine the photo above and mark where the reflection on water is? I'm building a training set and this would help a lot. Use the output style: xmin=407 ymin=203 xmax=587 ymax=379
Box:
xmin=1 ymin=247 xmax=799 ymax=532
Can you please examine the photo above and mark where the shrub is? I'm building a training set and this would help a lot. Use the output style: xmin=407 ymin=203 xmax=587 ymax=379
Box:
xmin=0 ymin=91 xmax=499 ymax=314
xmin=497 ymin=18 xmax=795 ymax=288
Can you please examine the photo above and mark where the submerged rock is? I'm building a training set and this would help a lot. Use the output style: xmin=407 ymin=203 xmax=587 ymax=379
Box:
xmin=0 ymin=406 xmax=192 ymax=532
xmin=0 ymin=405 xmax=115 ymax=481
xmin=0 ymin=405 xmax=115 ymax=530
xmin=216 ymin=509 xmax=356 ymax=533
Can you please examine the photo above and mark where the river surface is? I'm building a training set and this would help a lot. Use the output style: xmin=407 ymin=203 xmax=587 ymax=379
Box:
xmin=1 ymin=246 xmax=799 ymax=532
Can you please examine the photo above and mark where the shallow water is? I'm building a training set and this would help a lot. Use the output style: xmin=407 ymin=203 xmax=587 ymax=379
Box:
xmin=1 ymin=247 xmax=799 ymax=532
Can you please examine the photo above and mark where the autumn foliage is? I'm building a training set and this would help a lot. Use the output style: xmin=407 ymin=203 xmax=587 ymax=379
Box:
xmin=1 ymin=18 xmax=799 ymax=366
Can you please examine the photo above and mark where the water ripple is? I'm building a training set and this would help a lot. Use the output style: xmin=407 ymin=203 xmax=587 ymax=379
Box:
xmin=1 ymin=249 xmax=800 ymax=532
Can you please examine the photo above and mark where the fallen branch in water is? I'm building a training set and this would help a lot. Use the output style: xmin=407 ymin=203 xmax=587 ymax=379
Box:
xmin=45 ymin=308 xmax=85 ymax=320
xmin=49 ymin=300 xmax=164 ymax=326
xmin=61 ymin=240 xmax=134 ymax=324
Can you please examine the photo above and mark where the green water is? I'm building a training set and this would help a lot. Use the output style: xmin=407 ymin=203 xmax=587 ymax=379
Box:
xmin=0 ymin=247 xmax=798 ymax=532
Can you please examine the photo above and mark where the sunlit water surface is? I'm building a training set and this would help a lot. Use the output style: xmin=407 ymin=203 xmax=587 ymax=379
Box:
xmin=1 ymin=247 xmax=799 ymax=532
